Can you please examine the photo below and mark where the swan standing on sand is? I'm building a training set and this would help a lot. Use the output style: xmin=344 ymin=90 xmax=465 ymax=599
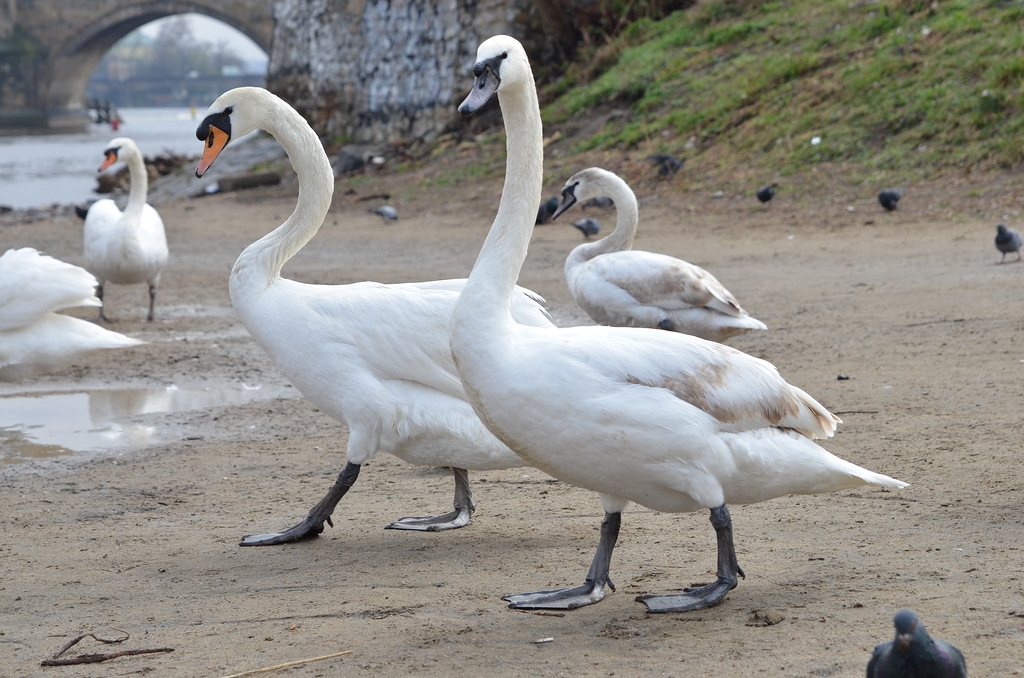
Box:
xmin=82 ymin=137 xmax=168 ymax=322
xmin=553 ymin=167 xmax=767 ymax=342
xmin=450 ymin=35 xmax=907 ymax=613
xmin=194 ymin=87 xmax=553 ymax=546
xmin=0 ymin=248 xmax=142 ymax=381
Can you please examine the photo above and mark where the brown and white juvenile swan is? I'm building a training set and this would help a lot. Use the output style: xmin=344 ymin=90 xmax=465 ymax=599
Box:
xmin=82 ymin=137 xmax=168 ymax=321
xmin=194 ymin=87 xmax=553 ymax=546
xmin=450 ymin=35 xmax=907 ymax=613
xmin=553 ymin=167 xmax=767 ymax=343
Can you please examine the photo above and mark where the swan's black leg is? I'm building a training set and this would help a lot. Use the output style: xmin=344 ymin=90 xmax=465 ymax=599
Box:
xmin=96 ymin=283 xmax=112 ymax=323
xmin=502 ymin=511 xmax=620 ymax=610
xmin=385 ymin=467 xmax=475 ymax=531
xmin=147 ymin=283 xmax=157 ymax=321
xmin=636 ymin=504 xmax=744 ymax=613
xmin=240 ymin=462 xmax=361 ymax=546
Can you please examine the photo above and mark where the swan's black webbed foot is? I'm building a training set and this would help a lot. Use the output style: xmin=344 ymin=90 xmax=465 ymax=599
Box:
xmin=385 ymin=467 xmax=475 ymax=532
xmin=503 ymin=580 xmax=612 ymax=610
xmin=239 ymin=462 xmax=360 ymax=546
xmin=240 ymin=515 xmax=332 ymax=546
xmin=636 ymin=504 xmax=744 ymax=613
xmin=504 ymin=511 xmax=620 ymax=611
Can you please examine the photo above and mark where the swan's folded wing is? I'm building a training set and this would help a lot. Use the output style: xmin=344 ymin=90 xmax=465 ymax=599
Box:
xmin=581 ymin=251 xmax=747 ymax=317
xmin=0 ymin=248 xmax=100 ymax=330
xmin=562 ymin=326 xmax=840 ymax=439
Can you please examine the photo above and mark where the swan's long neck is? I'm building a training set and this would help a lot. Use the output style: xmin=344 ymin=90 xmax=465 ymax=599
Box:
xmin=567 ymin=176 xmax=638 ymax=267
xmin=457 ymin=80 xmax=544 ymax=328
xmin=123 ymin=149 xmax=149 ymax=219
xmin=231 ymin=100 xmax=334 ymax=296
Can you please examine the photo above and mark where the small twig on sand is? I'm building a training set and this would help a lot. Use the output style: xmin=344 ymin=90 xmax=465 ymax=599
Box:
xmin=217 ymin=650 xmax=353 ymax=678
xmin=40 ymin=629 xmax=174 ymax=666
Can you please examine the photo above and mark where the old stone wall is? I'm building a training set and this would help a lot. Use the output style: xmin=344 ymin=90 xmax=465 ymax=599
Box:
xmin=267 ymin=0 xmax=563 ymax=146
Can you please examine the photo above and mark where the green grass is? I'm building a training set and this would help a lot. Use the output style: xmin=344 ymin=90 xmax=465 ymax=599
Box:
xmin=539 ymin=0 xmax=1024 ymax=179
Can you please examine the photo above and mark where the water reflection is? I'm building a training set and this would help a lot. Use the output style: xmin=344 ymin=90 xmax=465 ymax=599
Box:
xmin=0 ymin=384 xmax=287 ymax=464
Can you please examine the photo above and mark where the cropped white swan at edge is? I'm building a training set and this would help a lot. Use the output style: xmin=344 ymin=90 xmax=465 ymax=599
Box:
xmin=553 ymin=166 xmax=767 ymax=343
xmin=194 ymin=86 xmax=554 ymax=546
xmin=450 ymin=35 xmax=907 ymax=613
xmin=0 ymin=247 xmax=143 ymax=381
xmin=82 ymin=137 xmax=169 ymax=322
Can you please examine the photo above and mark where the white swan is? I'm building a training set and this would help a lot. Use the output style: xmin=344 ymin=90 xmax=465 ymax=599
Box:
xmin=193 ymin=86 xmax=554 ymax=545
xmin=82 ymin=137 xmax=169 ymax=321
xmin=554 ymin=167 xmax=767 ymax=343
xmin=450 ymin=35 xmax=907 ymax=613
xmin=0 ymin=247 xmax=143 ymax=381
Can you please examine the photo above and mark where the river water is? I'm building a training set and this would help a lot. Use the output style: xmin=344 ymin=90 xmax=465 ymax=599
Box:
xmin=0 ymin=107 xmax=205 ymax=210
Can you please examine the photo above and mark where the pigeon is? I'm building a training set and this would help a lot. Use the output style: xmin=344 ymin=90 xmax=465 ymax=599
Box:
xmin=878 ymin=188 xmax=904 ymax=211
xmin=994 ymin=224 xmax=1022 ymax=263
xmin=370 ymin=205 xmax=398 ymax=221
xmin=571 ymin=218 xmax=600 ymax=239
xmin=649 ymin=153 xmax=683 ymax=176
xmin=536 ymin=196 xmax=559 ymax=224
xmin=74 ymin=204 xmax=91 ymax=220
xmin=581 ymin=195 xmax=614 ymax=209
xmin=756 ymin=183 xmax=777 ymax=204
xmin=866 ymin=609 xmax=967 ymax=678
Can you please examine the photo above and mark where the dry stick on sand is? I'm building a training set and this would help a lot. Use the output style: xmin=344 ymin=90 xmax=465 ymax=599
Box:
xmin=217 ymin=650 xmax=353 ymax=678
xmin=40 ymin=629 xmax=174 ymax=666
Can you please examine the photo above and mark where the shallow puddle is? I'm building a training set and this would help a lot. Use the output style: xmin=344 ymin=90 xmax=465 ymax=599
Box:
xmin=0 ymin=384 xmax=290 ymax=464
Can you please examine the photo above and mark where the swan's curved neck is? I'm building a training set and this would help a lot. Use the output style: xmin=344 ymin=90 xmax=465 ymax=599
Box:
xmin=459 ymin=79 xmax=543 ymax=325
xmin=231 ymin=100 xmax=334 ymax=294
xmin=123 ymin=151 xmax=149 ymax=217
xmin=567 ymin=177 xmax=638 ymax=267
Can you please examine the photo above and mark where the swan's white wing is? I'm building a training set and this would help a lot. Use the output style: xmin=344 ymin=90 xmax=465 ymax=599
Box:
xmin=0 ymin=313 xmax=142 ymax=381
xmin=0 ymin=248 xmax=100 ymax=331
xmin=577 ymin=250 xmax=747 ymax=317
xmin=554 ymin=324 xmax=840 ymax=439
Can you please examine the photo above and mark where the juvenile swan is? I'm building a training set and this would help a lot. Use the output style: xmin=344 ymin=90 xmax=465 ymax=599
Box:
xmin=0 ymin=247 xmax=142 ymax=381
xmin=194 ymin=87 xmax=553 ymax=546
xmin=82 ymin=137 xmax=168 ymax=321
xmin=554 ymin=167 xmax=767 ymax=342
xmin=450 ymin=36 xmax=907 ymax=613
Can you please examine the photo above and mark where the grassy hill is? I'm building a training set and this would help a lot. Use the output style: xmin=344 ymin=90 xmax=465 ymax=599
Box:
xmin=538 ymin=0 xmax=1024 ymax=187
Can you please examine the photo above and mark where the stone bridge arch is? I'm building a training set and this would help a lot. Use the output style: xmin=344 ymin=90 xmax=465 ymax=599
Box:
xmin=1 ymin=0 xmax=272 ymax=130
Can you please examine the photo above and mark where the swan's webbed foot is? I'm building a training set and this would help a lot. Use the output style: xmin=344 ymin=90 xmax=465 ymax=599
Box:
xmin=636 ymin=504 xmax=744 ymax=614
xmin=385 ymin=467 xmax=475 ymax=532
xmin=240 ymin=514 xmax=333 ymax=546
xmin=505 ymin=511 xmax=621 ymax=611
xmin=503 ymin=579 xmax=612 ymax=610
xmin=384 ymin=506 xmax=471 ymax=531
xmin=239 ymin=462 xmax=360 ymax=547
xmin=636 ymin=577 xmax=737 ymax=613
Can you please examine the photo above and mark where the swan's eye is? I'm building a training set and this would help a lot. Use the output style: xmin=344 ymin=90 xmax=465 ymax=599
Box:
xmin=224 ymin=106 xmax=234 ymax=115
xmin=500 ymin=51 xmax=508 ymax=59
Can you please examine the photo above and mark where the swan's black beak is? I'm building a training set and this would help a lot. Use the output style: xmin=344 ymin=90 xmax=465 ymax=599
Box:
xmin=551 ymin=182 xmax=579 ymax=220
xmin=195 ymin=110 xmax=233 ymax=178
xmin=459 ymin=55 xmax=504 ymax=115
xmin=98 ymin=147 xmax=119 ymax=173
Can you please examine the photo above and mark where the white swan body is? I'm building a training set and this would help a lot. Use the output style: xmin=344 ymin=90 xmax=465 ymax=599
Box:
xmin=450 ymin=36 xmax=907 ymax=612
xmin=194 ymin=87 xmax=553 ymax=545
xmin=83 ymin=137 xmax=168 ymax=321
xmin=0 ymin=247 xmax=143 ymax=381
xmin=556 ymin=167 xmax=766 ymax=342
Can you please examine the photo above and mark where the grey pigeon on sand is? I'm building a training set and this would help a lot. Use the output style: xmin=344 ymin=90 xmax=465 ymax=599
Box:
xmin=994 ymin=224 xmax=1022 ymax=263
xmin=571 ymin=217 xmax=600 ymax=239
xmin=370 ymin=205 xmax=398 ymax=221
xmin=536 ymin=196 xmax=559 ymax=224
xmin=866 ymin=609 xmax=966 ymax=678
xmin=581 ymin=195 xmax=613 ymax=209
xmin=878 ymin=188 xmax=904 ymax=211
xmin=756 ymin=183 xmax=777 ymax=204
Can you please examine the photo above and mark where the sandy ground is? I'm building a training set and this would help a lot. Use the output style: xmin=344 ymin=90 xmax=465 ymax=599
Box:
xmin=1 ymin=145 xmax=1023 ymax=677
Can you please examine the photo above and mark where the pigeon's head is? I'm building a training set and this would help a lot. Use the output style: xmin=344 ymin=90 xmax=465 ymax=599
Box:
xmin=892 ymin=609 xmax=924 ymax=651
xmin=996 ymin=223 xmax=1009 ymax=236
xmin=459 ymin=35 xmax=532 ymax=116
